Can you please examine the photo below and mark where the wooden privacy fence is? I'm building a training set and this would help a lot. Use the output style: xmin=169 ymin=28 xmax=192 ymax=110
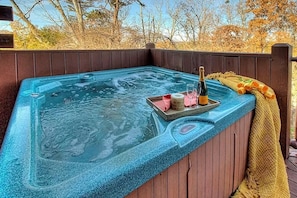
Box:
xmin=0 ymin=43 xmax=292 ymax=158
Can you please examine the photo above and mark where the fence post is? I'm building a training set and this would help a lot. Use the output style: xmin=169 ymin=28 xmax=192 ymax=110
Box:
xmin=145 ymin=43 xmax=155 ymax=49
xmin=145 ymin=43 xmax=155 ymax=66
xmin=271 ymin=43 xmax=292 ymax=159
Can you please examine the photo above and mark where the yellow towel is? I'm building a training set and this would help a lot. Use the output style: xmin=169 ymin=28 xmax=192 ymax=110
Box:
xmin=206 ymin=72 xmax=290 ymax=198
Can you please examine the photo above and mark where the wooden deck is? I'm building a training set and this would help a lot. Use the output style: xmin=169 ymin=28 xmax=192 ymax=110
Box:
xmin=287 ymin=148 xmax=297 ymax=197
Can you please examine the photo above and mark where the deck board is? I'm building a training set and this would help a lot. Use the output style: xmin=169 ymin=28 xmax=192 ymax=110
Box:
xmin=287 ymin=148 xmax=297 ymax=198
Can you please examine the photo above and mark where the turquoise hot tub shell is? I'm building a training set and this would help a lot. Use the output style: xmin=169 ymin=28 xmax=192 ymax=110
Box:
xmin=0 ymin=66 xmax=255 ymax=197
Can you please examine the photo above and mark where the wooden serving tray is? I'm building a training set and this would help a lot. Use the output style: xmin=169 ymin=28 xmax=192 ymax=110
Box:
xmin=146 ymin=92 xmax=220 ymax=121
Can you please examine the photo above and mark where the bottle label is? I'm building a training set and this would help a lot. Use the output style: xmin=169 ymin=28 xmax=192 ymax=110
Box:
xmin=199 ymin=95 xmax=208 ymax=105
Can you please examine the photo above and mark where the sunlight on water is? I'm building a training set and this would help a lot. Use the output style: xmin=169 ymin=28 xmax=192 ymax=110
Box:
xmin=37 ymin=70 xmax=192 ymax=163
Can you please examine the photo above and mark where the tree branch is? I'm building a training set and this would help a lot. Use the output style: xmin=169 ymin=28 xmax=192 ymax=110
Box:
xmin=10 ymin=0 xmax=43 ymax=42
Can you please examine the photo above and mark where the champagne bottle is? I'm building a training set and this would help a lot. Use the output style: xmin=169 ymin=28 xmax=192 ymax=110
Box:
xmin=198 ymin=66 xmax=208 ymax=106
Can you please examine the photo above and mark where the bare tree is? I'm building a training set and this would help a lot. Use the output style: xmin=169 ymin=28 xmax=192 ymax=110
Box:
xmin=165 ymin=0 xmax=181 ymax=46
xmin=137 ymin=0 xmax=177 ymax=48
xmin=10 ymin=0 xmax=92 ymax=48
xmin=107 ymin=0 xmax=144 ymax=46
xmin=47 ymin=0 xmax=83 ymax=46
xmin=10 ymin=0 xmax=43 ymax=42
xmin=177 ymin=0 xmax=216 ymax=48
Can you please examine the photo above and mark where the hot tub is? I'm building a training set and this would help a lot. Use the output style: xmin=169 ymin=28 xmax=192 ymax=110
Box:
xmin=0 ymin=66 xmax=255 ymax=197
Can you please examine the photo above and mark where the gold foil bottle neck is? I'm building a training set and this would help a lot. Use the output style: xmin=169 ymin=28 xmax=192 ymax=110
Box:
xmin=199 ymin=66 xmax=205 ymax=81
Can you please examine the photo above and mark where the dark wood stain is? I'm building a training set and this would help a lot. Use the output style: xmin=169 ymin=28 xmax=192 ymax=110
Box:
xmin=287 ymin=148 xmax=297 ymax=198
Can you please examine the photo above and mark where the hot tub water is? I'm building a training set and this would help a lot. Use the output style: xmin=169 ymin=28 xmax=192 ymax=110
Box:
xmin=35 ymin=71 xmax=192 ymax=163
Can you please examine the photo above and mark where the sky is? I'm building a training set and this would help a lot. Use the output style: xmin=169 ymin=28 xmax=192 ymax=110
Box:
xmin=0 ymin=0 xmax=231 ymax=32
xmin=0 ymin=0 xmax=150 ymax=31
xmin=1 ymin=0 xmax=70 ymax=30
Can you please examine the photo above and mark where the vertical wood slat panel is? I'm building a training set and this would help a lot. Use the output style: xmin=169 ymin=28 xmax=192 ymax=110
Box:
xmin=233 ymin=119 xmax=241 ymax=191
xmin=153 ymin=171 xmax=168 ymax=198
xmin=121 ymin=51 xmax=131 ymax=68
xmin=129 ymin=50 xmax=135 ymax=67
xmin=51 ymin=52 xmax=65 ymax=75
xmin=166 ymin=51 xmax=174 ymax=70
xmin=160 ymin=50 xmax=194 ymax=73
xmin=239 ymin=56 xmax=256 ymax=78
xmin=101 ymin=51 xmax=112 ymax=70
xmin=17 ymin=52 xmax=35 ymax=83
xmin=111 ymin=51 xmax=122 ymax=69
xmin=205 ymin=136 xmax=213 ymax=197
xmin=189 ymin=126 xmax=235 ymax=198
xmin=209 ymin=55 xmax=223 ymax=73
xmin=212 ymin=133 xmax=220 ymax=198
xmin=0 ymin=52 xmax=17 ymax=92
xmin=233 ymin=111 xmax=253 ymax=190
xmin=197 ymin=143 xmax=207 ymax=197
xmin=135 ymin=179 xmax=154 ymax=198
xmin=137 ymin=50 xmax=144 ymax=66
xmin=218 ymin=128 xmax=226 ymax=196
xmin=173 ymin=51 xmax=183 ymax=71
xmin=224 ymin=56 xmax=240 ymax=74
xmin=181 ymin=52 xmax=192 ymax=74
xmin=178 ymin=156 xmax=188 ymax=198
xmin=239 ymin=114 xmax=247 ymax=181
xmin=225 ymin=126 xmax=234 ymax=196
xmin=138 ymin=50 xmax=149 ymax=66
xmin=161 ymin=51 xmax=167 ymax=68
xmin=200 ymin=54 xmax=212 ymax=73
xmin=150 ymin=49 xmax=160 ymax=66
xmin=162 ymin=50 xmax=169 ymax=69
xmin=126 ymin=190 xmax=138 ymax=198
xmin=35 ymin=52 xmax=51 ymax=77
xmin=150 ymin=50 xmax=156 ymax=66
xmin=191 ymin=52 xmax=200 ymax=74
xmin=161 ymin=50 xmax=168 ymax=69
xmin=129 ymin=50 xmax=139 ymax=67
xmin=79 ymin=52 xmax=92 ymax=73
xmin=0 ymin=52 xmax=17 ymax=147
xmin=188 ymin=144 xmax=199 ymax=198
xmin=167 ymin=161 xmax=179 ymax=198
xmin=65 ymin=52 xmax=79 ymax=74
xmin=91 ymin=51 xmax=102 ymax=71
xmin=256 ymin=57 xmax=271 ymax=85
xmin=126 ymin=156 xmax=189 ymax=198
